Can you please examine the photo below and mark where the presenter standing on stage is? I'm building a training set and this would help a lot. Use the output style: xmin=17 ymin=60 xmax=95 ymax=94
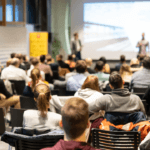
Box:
xmin=136 ymin=33 xmax=149 ymax=55
xmin=71 ymin=33 xmax=82 ymax=60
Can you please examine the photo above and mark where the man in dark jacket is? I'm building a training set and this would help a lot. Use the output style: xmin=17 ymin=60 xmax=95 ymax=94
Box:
xmin=42 ymin=97 xmax=101 ymax=150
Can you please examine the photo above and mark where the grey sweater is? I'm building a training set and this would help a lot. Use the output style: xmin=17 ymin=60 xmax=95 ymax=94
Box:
xmin=89 ymin=88 xmax=146 ymax=115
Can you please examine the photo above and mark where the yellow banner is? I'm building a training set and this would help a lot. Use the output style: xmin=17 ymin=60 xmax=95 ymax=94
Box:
xmin=30 ymin=32 xmax=48 ymax=57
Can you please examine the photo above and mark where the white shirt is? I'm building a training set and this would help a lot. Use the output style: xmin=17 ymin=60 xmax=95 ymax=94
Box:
xmin=23 ymin=110 xmax=61 ymax=130
xmin=1 ymin=65 xmax=31 ymax=83
xmin=75 ymin=40 xmax=81 ymax=52
xmin=27 ymin=65 xmax=45 ymax=80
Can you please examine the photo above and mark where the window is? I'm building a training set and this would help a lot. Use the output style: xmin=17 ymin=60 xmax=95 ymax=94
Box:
xmin=15 ymin=0 xmax=24 ymax=22
xmin=6 ymin=0 xmax=13 ymax=22
xmin=0 ymin=0 xmax=3 ymax=21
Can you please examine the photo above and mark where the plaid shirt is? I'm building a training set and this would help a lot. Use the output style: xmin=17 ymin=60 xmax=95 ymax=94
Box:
xmin=131 ymin=68 xmax=150 ymax=88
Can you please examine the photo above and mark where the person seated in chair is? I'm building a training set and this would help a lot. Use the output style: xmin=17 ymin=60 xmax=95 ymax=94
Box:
xmin=15 ymin=54 xmax=27 ymax=71
xmin=42 ymin=97 xmax=102 ymax=150
xmin=85 ymin=58 xmax=96 ymax=74
xmin=23 ymin=83 xmax=61 ymax=130
xmin=89 ymin=72 xmax=146 ymax=117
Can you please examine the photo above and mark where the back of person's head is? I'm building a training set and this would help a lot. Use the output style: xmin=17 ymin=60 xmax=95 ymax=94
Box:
xmin=7 ymin=59 xmax=13 ymax=67
xmin=40 ymin=55 xmax=46 ymax=63
xmin=56 ymin=54 xmax=63 ymax=61
xmin=139 ymin=54 xmax=145 ymax=61
xmin=82 ymin=75 xmax=100 ymax=92
xmin=34 ymin=83 xmax=51 ymax=118
xmin=31 ymin=58 xmax=39 ymax=66
xmin=85 ymin=58 xmax=92 ymax=67
xmin=109 ymin=72 xmax=123 ymax=89
xmin=11 ymin=58 xmax=20 ymax=67
xmin=10 ymin=53 xmax=16 ymax=58
xmin=120 ymin=55 xmax=126 ymax=63
xmin=15 ymin=54 xmax=22 ymax=60
xmin=31 ymin=68 xmax=41 ymax=91
xmin=46 ymin=55 xmax=52 ymax=62
xmin=99 ymin=57 xmax=107 ymax=65
xmin=75 ymin=60 xmax=87 ymax=73
xmin=68 ymin=55 xmax=73 ymax=61
xmin=120 ymin=64 xmax=132 ymax=75
xmin=95 ymin=61 xmax=104 ymax=71
xmin=143 ymin=56 xmax=150 ymax=70
xmin=61 ymin=97 xmax=89 ymax=140
xmin=22 ymin=55 xmax=26 ymax=61
xmin=130 ymin=58 xmax=139 ymax=66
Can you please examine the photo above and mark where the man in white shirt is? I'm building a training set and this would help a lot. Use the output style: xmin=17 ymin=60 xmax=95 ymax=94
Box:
xmin=1 ymin=58 xmax=31 ymax=83
xmin=72 ymin=33 xmax=82 ymax=60
xmin=27 ymin=57 xmax=45 ymax=80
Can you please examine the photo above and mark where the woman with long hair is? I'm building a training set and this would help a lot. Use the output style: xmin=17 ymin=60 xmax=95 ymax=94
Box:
xmin=74 ymin=75 xmax=103 ymax=114
xmin=120 ymin=64 xmax=132 ymax=82
xmin=23 ymin=68 xmax=44 ymax=98
xmin=23 ymin=83 xmax=61 ymax=129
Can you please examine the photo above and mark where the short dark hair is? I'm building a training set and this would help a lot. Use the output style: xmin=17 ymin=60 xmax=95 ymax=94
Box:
xmin=22 ymin=55 xmax=26 ymax=61
xmin=31 ymin=58 xmax=39 ymax=66
xmin=75 ymin=60 xmax=87 ymax=73
xmin=11 ymin=53 xmax=16 ymax=58
xmin=109 ymin=72 xmax=123 ymax=89
xmin=120 ymin=55 xmax=125 ymax=63
xmin=74 ymin=33 xmax=78 ymax=37
xmin=95 ymin=61 xmax=104 ymax=71
xmin=40 ymin=55 xmax=46 ymax=63
xmin=15 ymin=54 xmax=22 ymax=60
xmin=143 ymin=56 xmax=150 ymax=69
xmin=99 ymin=57 xmax=107 ymax=64
xmin=68 ymin=55 xmax=73 ymax=60
xmin=61 ymin=97 xmax=89 ymax=140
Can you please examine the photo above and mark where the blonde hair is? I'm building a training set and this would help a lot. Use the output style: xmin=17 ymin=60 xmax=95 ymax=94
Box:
xmin=31 ymin=68 xmax=41 ymax=92
xmin=82 ymin=75 xmax=100 ymax=92
xmin=34 ymin=83 xmax=51 ymax=118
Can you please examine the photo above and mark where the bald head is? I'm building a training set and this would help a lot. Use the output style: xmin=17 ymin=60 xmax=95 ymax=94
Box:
xmin=11 ymin=58 xmax=20 ymax=67
xmin=85 ymin=58 xmax=92 ymax=67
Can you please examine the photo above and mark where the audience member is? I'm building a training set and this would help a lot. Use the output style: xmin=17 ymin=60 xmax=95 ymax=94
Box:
xmin=1 ymin=58 xmax=31 ymax=83
xmin=99 ymin=57 xmax=110 ymax=73
xmin=15 ymin=54 xmax=27 ymax=71
xmin=27 ymin=57 xmax=45 ymax=80
xmin=22 ymin=55 xmax=31 ymax=70
xmin=138 ymin=54 xmax=145 ymax=66
xmin=23 ymin=83 xmax=61 ymax=130
xmin=120 ymin=64 xmax=132 ymax=82
xmin=6 ymin=59 xmax=12 ymax=67
xmin=0 ymin=79 xmax=20 ymax=114
xmin=66 ymin=60 xmax=88 ymax=91
xmin=10 ymin=53 xmax=16 ymax=59
xmin=94 ymin=61 xmax=110 ymax=81
xmin=42 ymin=97 xmax=101 ymax=150
xmin=65 ymin=55 xmax=76 ymax=70
xmin=46 ymin=55 xmax=59 ymax=71
xmin=85 ymin=58 xmax=96 ymax=74
xmin=130 ymin=58 xmax=142 ymax=73
xmin=39 ymin=55 xmax=53 ymax=76
xmin=23 ymin=68 xmax=44 ymax=98
xmin=131 ymin=56 xmax=150 ymax=88
xmin=89 ymin=72 xmax=146 ymax=115
xmin=75 ymin=75 xmax=103 ymax=114
xmin=56 ymin=54 xmax=70 ymax=70
xmin=115 ymin=55 xmax=126 ymax=71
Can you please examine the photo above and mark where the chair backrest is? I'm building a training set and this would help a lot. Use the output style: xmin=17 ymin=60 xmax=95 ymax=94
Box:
xmin=52 ymin=71 xmax=59 ymax=80
xmin=0 ymin=107 xmax=5 ymax=135
xmin=9 ymin=80 xmax=25 ymax=95
xmin=45 ymin=73 xmax=53 ymax=83
xmin=92 ymin=128 xmax=141 ymax=150
xmin=51 ymin=89 xmax=59 ymax=95
xmin=15 ymin=135 xmax=64 ymax=150
xmin=10 ymin=108 xmax=26 ymax=128
xmin=66 ymin=90 xmax=76 ymax=96
xmin=20 ymin=96 xmax=37 ymax=109
xmin=133 ymin=88 xmax=147 ymax=93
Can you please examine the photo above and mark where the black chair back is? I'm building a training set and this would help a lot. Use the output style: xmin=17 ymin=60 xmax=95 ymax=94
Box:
xmin=66 ymin=90 xmax=76 ymax=96
xmin=53 ymin=71 xmax=59 ymax=80
xmin=45 ymin=73 xmax=53 ymax=83
xmin=133 ymin=87 xmax=147 ymax=93
xmin=9 ymin=80 xmax=25 ymax=95
xmin=10 ymin=108 xmax=26 ymax=128
xmin=0 ymin=107 xmax=5 ymax=135
xmin=92 ymin=128 xmax=141 ymax=150
xmin=51 ymin=89 xmax=59 ymax=95
xmin=20 ymin=96 xmax=37 ymax=109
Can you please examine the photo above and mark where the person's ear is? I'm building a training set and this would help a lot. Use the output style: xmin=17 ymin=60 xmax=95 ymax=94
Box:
xmin=59 ymin=120 xmax=63 ymax=128
xmin=109 ymin=84 xmax=114 ymax=89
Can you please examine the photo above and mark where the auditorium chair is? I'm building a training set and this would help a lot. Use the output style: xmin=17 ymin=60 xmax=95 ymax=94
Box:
xmin=0 ymin=107 xmax=5 ymax=135
xmin=9 ymin=80 xmax=25 ymax=95
xmin=45 ymin=73 xmax=53 ymax=84
xmin=20 ymin=96 xmax=37 ymax=110
xmin=10 ymin=108 xmax=26 ymax=128
xmin=65 ymin=90 xmax=76 ymax=96
xmin=133 ymin=87 xmax=148 ymax=93
xmin=92 ymin=128 xmax=141 ymax=150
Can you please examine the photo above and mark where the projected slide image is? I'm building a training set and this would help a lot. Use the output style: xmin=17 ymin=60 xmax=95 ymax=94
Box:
xmin=84 ymin=2 xmax=150 ymax=53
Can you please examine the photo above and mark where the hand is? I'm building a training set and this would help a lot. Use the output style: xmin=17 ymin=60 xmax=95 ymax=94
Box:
xmin=0 ymin=93 xmax=6 ymax=100
xmin=139 ymin=43 xmax=142 ymax=46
